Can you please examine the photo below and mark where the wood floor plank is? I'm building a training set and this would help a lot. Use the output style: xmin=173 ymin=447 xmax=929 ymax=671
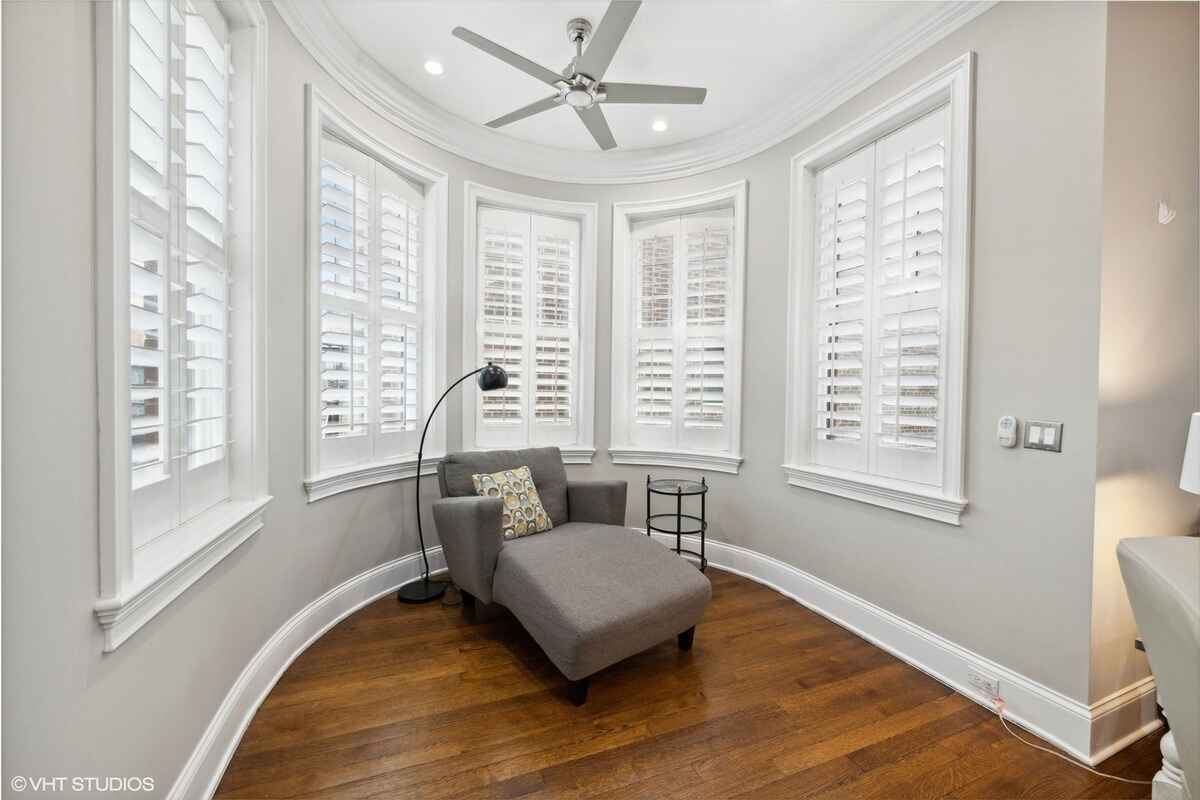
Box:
xmin=214 ymin=570 xmax=1162 ymax=800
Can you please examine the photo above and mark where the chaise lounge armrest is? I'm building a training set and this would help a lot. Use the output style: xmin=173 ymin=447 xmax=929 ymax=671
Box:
xmin=567 ymin=480 xmax=628 ymax=526
xmin=432 ymin=495 xmax=504 ymax=604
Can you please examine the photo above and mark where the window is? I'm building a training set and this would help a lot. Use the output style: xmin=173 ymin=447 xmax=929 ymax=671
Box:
xmin=95 ymin=0 xmax=268 ymax=651
xmin=783 ymin=54 xmax=973 ymax=524
xmin=610 ymin=182 xmax=747 ymax=474
xmin=462 ymin=184 xmax=597 ymax=463
xmin=304 ymin=88 xmax=448 ymax=502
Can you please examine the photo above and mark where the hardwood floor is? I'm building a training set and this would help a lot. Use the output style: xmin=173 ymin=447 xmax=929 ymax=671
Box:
xmin=215 ymin=569 xmax=1163 ymax=800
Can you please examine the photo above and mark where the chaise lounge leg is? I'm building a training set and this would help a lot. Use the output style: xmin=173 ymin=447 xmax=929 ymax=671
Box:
xmin=567 ymin=677 xmax=590 ymax=706
xmin=678 ymin=626 xmax=696 ymax=651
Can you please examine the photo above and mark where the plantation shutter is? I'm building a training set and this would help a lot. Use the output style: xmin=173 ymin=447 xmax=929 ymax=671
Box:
xmin=631 ymin=218 xmax=676 ymax=450
xmin=316 ymin=135 xmax=427 ymax=469
xmin=475 ymin=207 xmax=581 ymax=448
xmin=683 ymin=210 xmax=732 ymax=439
xmin=809 ymin=105 xmax=949 ymax=485
xmin=477 ymin=207 xmax=526 ymax=431
xmin=811 ymin=146 xmax=873 ymax=474
xmin=318 ymin=137 xmax=372 ymax=471
xmin=374 ymin=166 xmax=424 ymax=457
xmin=629 ymin=208 xmax=735 ymax=453
xmin=532 ymin=215 xmax=578 ymax=428
xmin=130 ymin=0 xmax=234 ymax=546
xmin=871 ymin=108 xmax=947 ymax=485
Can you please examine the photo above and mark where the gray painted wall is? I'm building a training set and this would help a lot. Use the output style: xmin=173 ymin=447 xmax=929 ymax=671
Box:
xmin=1090 ymin=1 xmax=1200 ymax=703
xmin=3 ymin=0 xmax=1188 ymax=792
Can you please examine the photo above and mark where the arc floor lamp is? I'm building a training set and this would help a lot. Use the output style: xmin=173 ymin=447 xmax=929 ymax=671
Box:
xmin=397 ymin=361 xmax=509 ymax=603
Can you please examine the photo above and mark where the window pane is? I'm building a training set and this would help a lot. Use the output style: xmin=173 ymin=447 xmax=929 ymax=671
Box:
xmin=637 ymin=234 xmax=673 ymax=328
xmin=481 ymin=330 xmax=523 ymax=424
xmin=535 ymin=234 xmax=572 ymax=328
xmin=379 ymin=322 xmax=419 ymax=434
xmin=686 ymin=217 xmax=730 ymax=327
xmin=481 ymin=227 xmax=524 ymax=324
xmin=684 ymin=338 xmax=725 ymax=428
xmin=635 ymin=340 xmax=673 ymax=424
xmin=534 ymin=335 xmax=572 ymax=423
xmin=320 ymin=310 xmax=369 ymax=438
xmin=815 ymin=318 xmax=864 ymax=441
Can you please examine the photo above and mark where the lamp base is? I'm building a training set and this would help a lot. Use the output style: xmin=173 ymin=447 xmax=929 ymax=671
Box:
xmin=396 ymin=577 xmax=447 ymax=604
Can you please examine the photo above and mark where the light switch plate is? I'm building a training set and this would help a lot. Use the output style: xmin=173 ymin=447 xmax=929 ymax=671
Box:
xmin=1024 ymin=420 xmax=1063 ymax=452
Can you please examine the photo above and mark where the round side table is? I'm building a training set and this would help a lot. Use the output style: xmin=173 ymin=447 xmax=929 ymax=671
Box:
xmin=645 ymin=475 xmax=707 ymax=571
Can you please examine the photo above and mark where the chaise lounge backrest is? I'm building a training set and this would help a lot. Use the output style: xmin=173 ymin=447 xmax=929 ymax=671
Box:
xmin=438 ymin=446 xmax=570 ymax=527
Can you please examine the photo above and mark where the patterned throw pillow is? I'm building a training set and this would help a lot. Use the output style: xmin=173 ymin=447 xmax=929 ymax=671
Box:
xmin=471 ymin=465 xmax=554 ymax=540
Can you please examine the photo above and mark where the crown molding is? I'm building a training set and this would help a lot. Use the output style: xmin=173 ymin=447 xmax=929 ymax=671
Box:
xmin=273 ymin=1 xmax=996 ymax=184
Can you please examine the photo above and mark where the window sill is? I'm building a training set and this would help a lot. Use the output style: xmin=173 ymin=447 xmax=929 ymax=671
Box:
xmin=782 ymin=463 xmax=966 ymax=525
xmin=560 ymin=446 xmax=596 ymax=465
xmin=609 ymin=447 xmax=743 ymax=474
xmin=93 ymin=495 xmax=273 ymax=652
xmin=304 ymin=453 xmax=442 ymax=503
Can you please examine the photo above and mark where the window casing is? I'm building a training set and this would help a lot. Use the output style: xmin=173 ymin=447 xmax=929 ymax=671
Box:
xmin=610 ymin=183 xmax=747 ymax=474
xmin=304 ymin=87 xmax=448 ymax=502
xmin=95 ymin=0 xmax=269 ymax=651
xmin=462 ymin=184 xmax=597 ymax=463
xmin=784 ymin=54 xmax=973 ymax=524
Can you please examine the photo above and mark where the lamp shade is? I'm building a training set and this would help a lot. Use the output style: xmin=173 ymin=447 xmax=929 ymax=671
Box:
xmin=1181 ymin=412 xmax=1200 ymax=494
xmin=477 ymin=362 xmax=508 ymax=392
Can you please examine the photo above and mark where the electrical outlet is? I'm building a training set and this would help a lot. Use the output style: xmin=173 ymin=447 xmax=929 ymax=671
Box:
xmin=967 ymin=668 xmax=1000 ymax=700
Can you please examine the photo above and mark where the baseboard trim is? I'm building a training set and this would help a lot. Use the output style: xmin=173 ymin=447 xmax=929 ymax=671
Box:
xmin=166 ymin=547 xmax=447 ymax=800
xmin=648 ymin=532 xmax=1160 ymax=765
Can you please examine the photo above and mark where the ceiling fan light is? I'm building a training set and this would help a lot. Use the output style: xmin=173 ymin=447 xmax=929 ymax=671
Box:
xmin=564 ymin=88 xmax=594 ymax=108
xmin=651 ymin=118 xmax=668 ymax=132
xmin=424 ymin=60 xmax=445 ymax=76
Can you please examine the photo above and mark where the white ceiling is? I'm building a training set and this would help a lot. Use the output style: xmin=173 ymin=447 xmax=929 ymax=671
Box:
xmin=323 ymin=1 xmax=959 ymax=152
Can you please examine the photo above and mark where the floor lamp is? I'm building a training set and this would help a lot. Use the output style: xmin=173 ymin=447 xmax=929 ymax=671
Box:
xmin=397 ymin=362 xmax=509 ymax=604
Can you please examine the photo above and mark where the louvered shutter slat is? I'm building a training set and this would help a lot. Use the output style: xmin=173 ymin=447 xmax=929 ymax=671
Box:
xmin=684 ymin=338 xmax=725 ymax=428
xmin=534 ymin=335 xmax=572 ymax=422
xmin=481 ymin=330 xmax=523 ymax=423
xmin=635 ymin=340 xmax=673 ymax=424
xmin=638 ymin=234 xmax=673 ymax=328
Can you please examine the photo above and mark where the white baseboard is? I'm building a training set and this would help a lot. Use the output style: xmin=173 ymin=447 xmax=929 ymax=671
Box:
xmin=166 ymin=547 xmax=447 ymax=800
xmin=648 ymin=532 xmax=1161 ymax=765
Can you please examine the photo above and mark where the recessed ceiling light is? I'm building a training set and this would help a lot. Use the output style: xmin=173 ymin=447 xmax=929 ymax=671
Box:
xmin=651 ymin=119 xmax=668 ymax=133
xmin=424 ymin=60 xmax=445 ymax=76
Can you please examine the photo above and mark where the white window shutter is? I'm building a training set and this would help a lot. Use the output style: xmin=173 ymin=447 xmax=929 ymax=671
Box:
xmin=871 ymin=109 xmax=947 ymax=485
xmin=812 ymin=147 xmax=873 ymax=472
xmin=807 ymin=105 xmax=950 ymax=487
xmin=130 ymin=0 xmax=236 ymax=544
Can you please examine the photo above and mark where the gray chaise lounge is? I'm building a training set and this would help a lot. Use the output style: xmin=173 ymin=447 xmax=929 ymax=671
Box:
xmin=433 ymin=446 xmax=712 ymax=704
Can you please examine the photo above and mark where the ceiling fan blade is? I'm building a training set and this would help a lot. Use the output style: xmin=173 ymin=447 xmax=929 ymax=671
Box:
xmin=451 ymin=26 xmax=564 ymax=87
xmin=601 ymin=83 xmax=707 ymax=105
xmin=575 ymin=106 xmax=618 ymax=151
xmin=575 ymin=1 xmax=641 ymax=81
xmin=486 ymin=95 xmax=563 ymax=128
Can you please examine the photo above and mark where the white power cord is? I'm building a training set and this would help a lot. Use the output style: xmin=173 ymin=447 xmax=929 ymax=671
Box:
xmin=992 ymin=698 xmax=1152 ymax=786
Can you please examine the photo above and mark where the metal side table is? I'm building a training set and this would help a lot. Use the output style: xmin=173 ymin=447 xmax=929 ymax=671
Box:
xmin=645 ymin=475 xmax=707 ymax=571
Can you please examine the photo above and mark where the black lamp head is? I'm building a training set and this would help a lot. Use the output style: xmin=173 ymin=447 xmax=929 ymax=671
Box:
xmin=477 ymin=362 xmax=508 ymax=392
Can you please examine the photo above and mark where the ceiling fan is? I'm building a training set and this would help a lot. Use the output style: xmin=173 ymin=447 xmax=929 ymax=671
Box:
xmin=451 ymin=0 xmax=707 ymax=151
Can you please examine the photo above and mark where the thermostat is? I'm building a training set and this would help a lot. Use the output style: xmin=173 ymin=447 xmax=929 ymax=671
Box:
xmin=997 ymin=415 xmax=1018 ymax=448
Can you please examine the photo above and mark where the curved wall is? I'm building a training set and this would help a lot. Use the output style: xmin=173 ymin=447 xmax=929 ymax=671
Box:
xmin=2 ymin=0 xmax=1144 ymax=794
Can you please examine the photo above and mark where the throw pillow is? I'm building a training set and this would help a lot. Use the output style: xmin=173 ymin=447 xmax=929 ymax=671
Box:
xmin=471 ymin=465 xmax=554 ymax=540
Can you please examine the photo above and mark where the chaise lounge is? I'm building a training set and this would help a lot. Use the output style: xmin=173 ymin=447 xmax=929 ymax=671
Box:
xmin=433 ymin=446 xmax=712 ymax=704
